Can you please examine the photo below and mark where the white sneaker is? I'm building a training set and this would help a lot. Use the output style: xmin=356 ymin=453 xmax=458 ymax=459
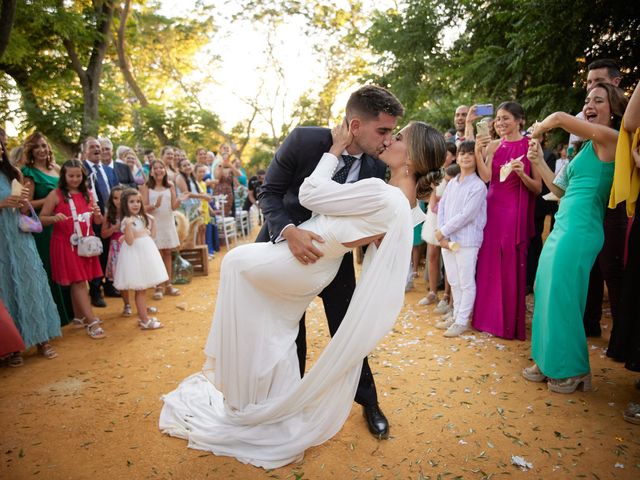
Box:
xmin=435 ymin=315 xmax=455 ymax=330
xmin=418 ymin=291 xmax=438 ymax=306
xmin=434 ymin=298 xmax=452 ymax=315
xmin=443 ymin=323 xmax=469 ymax=337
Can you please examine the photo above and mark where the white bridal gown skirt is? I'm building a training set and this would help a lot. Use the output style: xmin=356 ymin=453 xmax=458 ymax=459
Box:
xmin=160 ymin=168 xmax=413 ymax=469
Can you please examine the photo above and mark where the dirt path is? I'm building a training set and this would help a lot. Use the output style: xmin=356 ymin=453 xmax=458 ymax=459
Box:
xmin=1 ymin=238 xmax=639 ymax=479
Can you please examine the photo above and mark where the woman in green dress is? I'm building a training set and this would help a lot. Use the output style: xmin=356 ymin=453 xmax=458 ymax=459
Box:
xmin=21 ymin=132 xmax=74 ymax=326
xmin=523 ymin=83 xmax=628 ymax=393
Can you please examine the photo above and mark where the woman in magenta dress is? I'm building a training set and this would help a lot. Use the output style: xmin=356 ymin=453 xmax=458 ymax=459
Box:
xmin=472 ymin=102 xmax=541 ymax=339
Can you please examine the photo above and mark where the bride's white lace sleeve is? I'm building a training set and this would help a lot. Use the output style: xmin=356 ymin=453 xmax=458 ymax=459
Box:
xmin=299 ymin=153 xmax=390 ymax=217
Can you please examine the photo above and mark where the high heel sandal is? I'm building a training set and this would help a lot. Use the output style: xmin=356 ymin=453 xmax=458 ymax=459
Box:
xmin=37 ymin=343 xmax=58 ymax=359
xmin=547 ymin=373 xmax=592 ymax=394
xmin=7 ymin=352 xmax=24 ymax=367
xmin=522 ymin=363 xmax=547 ymax=382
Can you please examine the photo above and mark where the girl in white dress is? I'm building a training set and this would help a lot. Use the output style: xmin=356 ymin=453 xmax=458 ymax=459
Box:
xmin=140 ymin=160 xmax=181 ymax=300
xmin=114 ymin=189 xmax=168 ymax=330
xmin=160 ymin=121 xmax=446 ymax=468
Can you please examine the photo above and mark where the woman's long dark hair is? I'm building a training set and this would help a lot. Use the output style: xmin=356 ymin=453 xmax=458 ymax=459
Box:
xmin=59 ymin=159 xmax=90 ymax=203
xmin=23 ymin=132 xmax=56 ymax=169
xmin=0 ymin=137 xmax=22 ymax=183
xmin=177 ymin=159 xmax=201 ymax=194
xmin=574 ymin=83 xmax=628 ymax=154
xmin=146 ymin=160 xmax=171 ymax=189
xmin=105 ymin=185 xmax=126 ymax=225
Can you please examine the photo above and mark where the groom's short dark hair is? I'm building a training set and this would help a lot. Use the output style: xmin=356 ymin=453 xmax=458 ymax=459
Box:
xmin=346 ymin=85 xmax=404 ymax=121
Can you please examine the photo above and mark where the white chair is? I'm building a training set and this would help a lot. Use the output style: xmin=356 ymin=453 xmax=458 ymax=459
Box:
xmin=235 ymin=210 xmax=250 ymax=238
xmin=213 ymin=195 xmax=237 ymax=249
xmin=216 ymin=215 xmax=237 ymax=249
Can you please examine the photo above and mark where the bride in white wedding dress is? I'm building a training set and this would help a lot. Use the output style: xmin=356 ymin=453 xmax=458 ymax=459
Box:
xmin=159 ymin=121 xmax=446 ymax=469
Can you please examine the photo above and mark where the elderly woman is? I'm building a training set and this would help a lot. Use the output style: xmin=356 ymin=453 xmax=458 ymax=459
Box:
xmin=524 ymin=83 xmax=628 ymax=393
xmin=0 ymin=134 xmax=61 ymax=363
xmin=21 ymin=132 xmax=74 ymax=326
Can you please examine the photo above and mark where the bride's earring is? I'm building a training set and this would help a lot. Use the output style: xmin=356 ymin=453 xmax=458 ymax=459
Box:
xmin=405 ymin=163 xmax=409 ymax=176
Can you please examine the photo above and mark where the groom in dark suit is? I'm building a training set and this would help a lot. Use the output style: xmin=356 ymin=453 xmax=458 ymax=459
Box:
xmin=257 ymin=85 xmax=404 ymax=439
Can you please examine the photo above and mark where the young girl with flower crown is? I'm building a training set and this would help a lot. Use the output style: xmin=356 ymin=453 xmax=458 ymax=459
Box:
xmin=113 ymin=188 xmax=169 ymax=330
xmin=40 ymin=159 xmax=106 ymax=339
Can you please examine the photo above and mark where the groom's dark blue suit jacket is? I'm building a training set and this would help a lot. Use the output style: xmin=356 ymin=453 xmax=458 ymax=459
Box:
xmin=257 ymin=127 xmax=387 ymax=243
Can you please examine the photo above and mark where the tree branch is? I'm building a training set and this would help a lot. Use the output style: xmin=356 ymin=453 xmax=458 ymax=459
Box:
xmin=114 ymin=0 xmax=170 ymax=145
xmin=62 ymin=38 xmax=88 ymax=85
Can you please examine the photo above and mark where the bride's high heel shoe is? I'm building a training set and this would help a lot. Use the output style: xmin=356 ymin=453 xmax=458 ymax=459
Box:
xmin=547 ymin=373 xmax=592 ymax=394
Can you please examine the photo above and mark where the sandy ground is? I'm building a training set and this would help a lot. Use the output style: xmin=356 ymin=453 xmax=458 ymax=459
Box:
xmin=1 ymin=234 xmax=639 ymax=480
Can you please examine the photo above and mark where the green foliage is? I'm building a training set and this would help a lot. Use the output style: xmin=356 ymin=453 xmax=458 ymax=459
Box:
xmin=1 ymin=0 xmax=221 ymax=155
xmin=364 ymin=0 xmax=640 ymax=135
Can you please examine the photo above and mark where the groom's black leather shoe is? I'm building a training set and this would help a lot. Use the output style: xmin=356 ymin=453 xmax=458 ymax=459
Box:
xmin=363 ymin=404 xmax=389 ymax=439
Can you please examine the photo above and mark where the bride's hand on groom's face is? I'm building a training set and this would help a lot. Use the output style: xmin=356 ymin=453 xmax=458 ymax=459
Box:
xmin=330 ymin=119 xmax=353 ymax=156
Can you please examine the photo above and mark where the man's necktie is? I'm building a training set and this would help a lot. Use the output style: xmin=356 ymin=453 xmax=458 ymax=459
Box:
xmin=332 ymin=155 xmax=357 ymax=184
xmin=93 ymin=164 xmax=109 ymax=205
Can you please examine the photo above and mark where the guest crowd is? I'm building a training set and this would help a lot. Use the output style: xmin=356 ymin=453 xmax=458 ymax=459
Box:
xmin=407 ymin=59 xmax=639 ymax=424
xmin=1 ymin=58 xmax=639 ymax=425
xmin=0 ymin=133 xmax=264 ymax=356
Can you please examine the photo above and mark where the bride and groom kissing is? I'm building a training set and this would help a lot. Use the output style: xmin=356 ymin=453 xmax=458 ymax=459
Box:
xmin=160 ymin=85 xmax=446 ymax=468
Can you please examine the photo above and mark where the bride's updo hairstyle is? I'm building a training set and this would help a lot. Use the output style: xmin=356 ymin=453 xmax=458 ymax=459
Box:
xmin=406 ymin=121 xmax=446 ymax=199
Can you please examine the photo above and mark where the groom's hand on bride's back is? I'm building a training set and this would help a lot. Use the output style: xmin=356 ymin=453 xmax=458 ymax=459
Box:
xmin=282 ymin=226 xmax=325 ymax=265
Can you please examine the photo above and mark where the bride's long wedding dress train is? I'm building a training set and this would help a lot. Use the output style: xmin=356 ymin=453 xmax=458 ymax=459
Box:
xmin=159 ymin=152 xmax=419 ymax=468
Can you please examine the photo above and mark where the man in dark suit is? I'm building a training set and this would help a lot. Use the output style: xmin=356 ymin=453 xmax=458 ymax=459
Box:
xmin=257 ymin=85 xmax=404 ymax=439
xmin=82 ymin=137 xmax=119 ymax=306
xmin=98 ymin=137 xmax=137 ymax=189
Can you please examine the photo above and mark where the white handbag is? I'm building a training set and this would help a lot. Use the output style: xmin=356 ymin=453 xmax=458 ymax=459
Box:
xmin=69 ymin=197 xmax=103 ymax=257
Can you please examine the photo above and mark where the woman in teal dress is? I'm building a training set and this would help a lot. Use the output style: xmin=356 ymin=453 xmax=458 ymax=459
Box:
xmin=523 ymin=83 xmax=628 ymax=393
xmin=0 ymin=136 xmax=61 ymax=361
xmin=21 ymin=132 xmax=74 ymax=326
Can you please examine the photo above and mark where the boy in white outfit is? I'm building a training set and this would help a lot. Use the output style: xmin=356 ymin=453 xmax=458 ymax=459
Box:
xmin=435 ymin=140 xmax=488 ymax=337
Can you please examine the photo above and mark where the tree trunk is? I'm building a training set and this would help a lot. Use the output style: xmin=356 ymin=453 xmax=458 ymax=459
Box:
xmin=114 ymin=0 xmax=170 ymax=145
xmin=0 ymin=0 xmax=17 ymax=59
xmin=62 ymin=1 xmax=115 ymax=140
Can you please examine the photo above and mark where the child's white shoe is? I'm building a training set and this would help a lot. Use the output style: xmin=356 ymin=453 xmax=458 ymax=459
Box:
xmin=139 ymin=317 xmax=163 ymax=330
xmin=443 ymin=323 xmax=469 ymax=337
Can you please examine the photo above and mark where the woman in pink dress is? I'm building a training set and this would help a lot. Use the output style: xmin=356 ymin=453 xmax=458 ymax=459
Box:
xmin=472 ymin=102 xmax=541 ymax=339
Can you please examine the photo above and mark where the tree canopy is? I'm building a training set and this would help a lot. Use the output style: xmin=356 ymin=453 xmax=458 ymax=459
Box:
xmin=1 ymin=0 xmax=637 ymax=163
xmin=367 ymin=0 xmax=639 ymax=131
